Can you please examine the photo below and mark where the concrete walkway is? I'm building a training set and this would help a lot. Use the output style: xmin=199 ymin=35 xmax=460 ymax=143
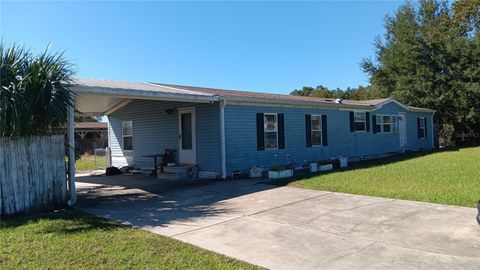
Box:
xmin=77 ymin=174 xmax=480 ymax=270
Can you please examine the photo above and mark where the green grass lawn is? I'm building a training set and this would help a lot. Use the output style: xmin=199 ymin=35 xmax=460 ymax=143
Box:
xmin=75 ymin=154 xmax=107 ymax=171
xmin=271 ymin=147 xmax=480 ymax=208
xmin=0 ymin=210 xmax=259 ymax=270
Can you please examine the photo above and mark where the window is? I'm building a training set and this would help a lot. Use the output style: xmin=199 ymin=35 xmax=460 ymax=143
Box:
xmin=354 ymin=112 xmax=366 ymax=131
xmin=311 ymin=115 xmax=322 ymax=146
xmin=418 ymin=117 xmax=426 ymax=139
xmin=375 ymin=115 xmax=397 ymax=133
xmin=122 ymin=121 xmax=133 ymax=151
xmin=257 ymin=113 xmax=285 ymax=150
xmin=264 ymin=114 xmax=278 ymax=149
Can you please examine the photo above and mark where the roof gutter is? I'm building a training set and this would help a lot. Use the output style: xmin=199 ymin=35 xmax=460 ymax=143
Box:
xmin=409 ymin=107 xmax=437 ymax=113
xmin=219 ymin=95 xmax=377 ymax=110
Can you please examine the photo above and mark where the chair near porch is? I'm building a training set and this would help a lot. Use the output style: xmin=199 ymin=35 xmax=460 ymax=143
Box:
xmin=143 ymin=149 xmax=176 ymax=175
xmin=159 ymin=149 xmax=176 ymax=171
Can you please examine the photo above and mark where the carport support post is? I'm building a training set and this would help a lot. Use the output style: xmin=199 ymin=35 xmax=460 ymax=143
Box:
xmin=220 ymin=99 xmax=227 ymax=179
xmin=67 ymin=94 xmax=77 ymax=206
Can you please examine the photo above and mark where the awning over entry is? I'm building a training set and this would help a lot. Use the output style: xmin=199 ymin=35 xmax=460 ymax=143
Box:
xmin=72 ymin=78 xmax=219 ymax=115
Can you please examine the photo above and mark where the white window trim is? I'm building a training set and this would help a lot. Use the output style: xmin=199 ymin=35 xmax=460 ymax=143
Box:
xmin=311 ymin=114 xmax=323 ymax=147
xmin=392 ymin=115 xmax=398 ymax=133
xmin=375 ymin=115 xmax=397 ymax=133
xmin=418 ymin=117 xmax=426 ymax=139
xmin=353 ymin=111 xmax=367 ymax=132
xmin=264 ymin=113 xmax=278 ymax=150
xmin=122 ymin=121 xmax=133 ymax=152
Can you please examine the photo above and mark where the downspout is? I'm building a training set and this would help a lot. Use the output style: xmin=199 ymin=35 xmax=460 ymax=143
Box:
xmin=431 ymin=111 xmax=436 ymax=149
xmin=106 ymin=118 xmax=112 ymax=167
xmin=67 ymin=94 xmax=77 ymax=206
xmin=220 ymin=99 xmax=227 ymax=179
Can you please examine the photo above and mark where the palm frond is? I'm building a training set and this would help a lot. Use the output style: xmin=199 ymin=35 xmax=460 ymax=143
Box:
xmin=0 ymin=42 xmax=75 ymax=137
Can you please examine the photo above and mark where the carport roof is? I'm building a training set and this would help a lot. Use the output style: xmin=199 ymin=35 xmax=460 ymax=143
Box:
xmin=72 ymin=78 xmax=217 ymax=99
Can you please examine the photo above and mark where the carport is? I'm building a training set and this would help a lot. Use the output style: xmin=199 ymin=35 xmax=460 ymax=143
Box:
xmin=69 ymin=78 xmax=227 ymax=204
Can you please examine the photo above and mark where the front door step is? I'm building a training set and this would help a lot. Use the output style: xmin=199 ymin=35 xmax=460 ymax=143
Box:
xmin=157 ymin=166 xmax=191 ymax=180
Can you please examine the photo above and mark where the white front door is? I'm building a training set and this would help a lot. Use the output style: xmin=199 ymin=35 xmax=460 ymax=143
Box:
xmin=178 ymin=107 xmax=196 ymax=165
xmin=398 ymin=112 xmax=407 ymax=149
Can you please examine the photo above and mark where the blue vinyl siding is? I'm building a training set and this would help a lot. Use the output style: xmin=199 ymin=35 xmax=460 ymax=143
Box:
xmin=224 ymin=102 xmax=433 ymax=174
xmin=107 ymin=98 xmax=433 ymax=177
xmin=107 ymin=100 xmax=221 ymax=172
xmin=373 ymin=102 xmax=433 ymax=149
xmin=406 ymin=111 xmax=433 ymax=149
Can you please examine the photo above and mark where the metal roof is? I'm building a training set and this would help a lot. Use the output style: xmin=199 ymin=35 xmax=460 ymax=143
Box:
xmin=153 ymin=83 xmax=391 ymax=107
xmin=71 ymin=78 xmax=435 ymax=113
xmin=73 ymin=78 xmax=214 ymax=96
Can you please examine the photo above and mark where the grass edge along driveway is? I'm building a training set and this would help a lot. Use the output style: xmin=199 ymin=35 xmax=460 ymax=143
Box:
xmin=271 ymin=147 xmax=480 ymax=208
xmin=0 ymin=210 xmax=261 ymax=270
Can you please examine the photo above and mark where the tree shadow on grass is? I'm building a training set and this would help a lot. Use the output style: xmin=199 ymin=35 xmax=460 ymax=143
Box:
xmin=266 ymin=147 xmax=463 ymax=187
xmin=2 ymin=200 xmax=233 ymax=234
xmin=0 ymin=210 xmax=124 ymax=234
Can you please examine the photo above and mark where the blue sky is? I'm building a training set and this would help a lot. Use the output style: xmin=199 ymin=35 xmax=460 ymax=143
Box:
xmin=1 ymin=1 xmax=403 ymax=94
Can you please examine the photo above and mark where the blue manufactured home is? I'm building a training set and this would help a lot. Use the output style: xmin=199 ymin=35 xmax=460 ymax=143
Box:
xmin=73 ymin=78 xmax=435 ymax=178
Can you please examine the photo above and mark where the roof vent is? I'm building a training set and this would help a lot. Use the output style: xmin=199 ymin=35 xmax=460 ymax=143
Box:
xmin=335 ymin=98 xmax=343 ymax=104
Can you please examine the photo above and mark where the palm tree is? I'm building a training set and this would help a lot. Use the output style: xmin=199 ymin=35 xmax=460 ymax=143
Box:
xmin=0 ymin=42 xmax=75 ymax=137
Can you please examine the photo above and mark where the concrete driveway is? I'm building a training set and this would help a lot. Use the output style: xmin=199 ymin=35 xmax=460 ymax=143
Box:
xmin=77 ymin=174 xmax=480 ymax=270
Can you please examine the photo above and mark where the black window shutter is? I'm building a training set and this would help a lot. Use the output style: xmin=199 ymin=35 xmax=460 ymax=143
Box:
xmin=349 ymin=112 xmax=354 ymax=132
xmin=417 ymin=118 xmax=421 ymax=139
xmin=424 ymin=117 xmax=427 ymax=138
xmin=305 ymin=114 xmax=312 ymax=147
xmin=256 ymin=113 xmax=265 ymax=150
xmin=278 ymin=113 xmax=285 ymax=149
xmin=372 ymin=114 xmax=377 ymax=134
xmin=365 ymin=112 xmax=370 ymax=132
xmin=321 ymin=115 xmax=328 ymax=146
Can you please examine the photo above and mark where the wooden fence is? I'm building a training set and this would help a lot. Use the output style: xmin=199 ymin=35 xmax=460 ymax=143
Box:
xmin=0 ymin=135 xmax=67 ymax=216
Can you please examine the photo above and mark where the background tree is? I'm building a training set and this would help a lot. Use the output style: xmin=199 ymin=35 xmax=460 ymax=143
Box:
xmin=290 ymin=84 xmax=379 ymax=100
xmin=0 ymin=43 xmax=75 ymax=137
xmin=362 ymin=0 xmax=480 ymax=143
